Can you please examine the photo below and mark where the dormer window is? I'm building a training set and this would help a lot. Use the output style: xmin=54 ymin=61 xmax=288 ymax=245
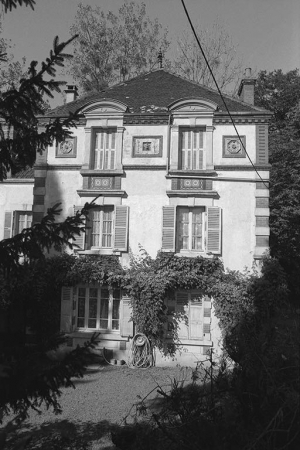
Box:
xmin=93 ymin=129 xmax=117 ymax=170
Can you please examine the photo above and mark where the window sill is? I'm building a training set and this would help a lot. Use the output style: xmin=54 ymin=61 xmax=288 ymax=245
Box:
xmin=77 ymin=189 xmax=126 ymax=197
xmin=80 ymin=169 xmax=124 ymax=176
xmin=175 ymin=251 xmax=215 ymax=258
xmin=166 ymin=338 xmax=212 ymax=346
xmin=77 ymin=249 xmax=121 ymax=256
xmin=70 ymin=331 xmax=129 ymax=341
xmin=168 ymin=170 xmax=217 ymax=177
xmin=167 ymin=190 xmax=219 ymax=198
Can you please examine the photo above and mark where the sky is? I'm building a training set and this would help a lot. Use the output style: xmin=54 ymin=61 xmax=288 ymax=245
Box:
xmin=1 ymin=0 xmax=299 ymax=107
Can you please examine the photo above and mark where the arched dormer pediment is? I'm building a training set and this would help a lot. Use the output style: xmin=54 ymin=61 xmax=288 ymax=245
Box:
xmin=80 ymin=99 xmax=128 ymax=118
xmin=168 ymin=98 xmax=218 ymax=117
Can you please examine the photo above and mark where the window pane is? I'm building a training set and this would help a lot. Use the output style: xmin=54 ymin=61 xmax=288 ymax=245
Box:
xmin=177 ymin=208 xmax=189 ymax=250
xmin=102 ymin=208 xmax=113 ymax=248
xmin=112 ymin=299 xmax=120 ymax=330
xmin=89 ymin=288 xmax=98 ymax=298
xmin=100 ymin=289 xmax=109 ymax=329
xmin=77 ymin=295 xmax=86 ymax=328
xmin=192 ymin=210 xmax=202 ymax=250
xmin=92 ymin=211 xmax=101 ymax=247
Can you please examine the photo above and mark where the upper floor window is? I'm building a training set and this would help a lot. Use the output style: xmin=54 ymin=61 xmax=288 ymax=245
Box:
xmin=90 ymin=206 xmax=114 ymax=248
xmin=176 ymin=207 xmax=204 ymax=252
xmin=74 ymin=205 xmax=129 ymax=253
xmin=93 ymin=129 xmax=116 ymax=170
xmin=162 ymin=205 xmax=221 ymax=255
xmin=3 ymin=210 xmax=33 ymax=239
xmin=179 ymin=128 xmax=205 ymax=170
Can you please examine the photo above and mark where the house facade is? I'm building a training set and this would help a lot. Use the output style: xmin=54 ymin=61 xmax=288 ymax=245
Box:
xmin=0 ymin=70 xmax=271 ymax=365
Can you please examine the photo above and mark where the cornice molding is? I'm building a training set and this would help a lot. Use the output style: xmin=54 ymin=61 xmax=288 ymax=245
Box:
xmin=77 ymin=190 xmax=126 ymax=197
xmin=123 ymin=165 xmax=167 ymax=170
xmin=167 ymin=190 xmax=219 ymax=198
xmin=34 ymin=164 xmax=82 ymax=171
xmin=215 ymin=165 xmax=271 ymax=171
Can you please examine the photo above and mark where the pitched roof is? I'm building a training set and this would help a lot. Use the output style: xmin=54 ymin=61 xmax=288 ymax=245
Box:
xmin=47 ymin=69 xmax=269 ymax=117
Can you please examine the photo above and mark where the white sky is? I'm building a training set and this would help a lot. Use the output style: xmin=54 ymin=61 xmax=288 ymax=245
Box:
xmin=1 ymin=0 xmax=299 ymax=107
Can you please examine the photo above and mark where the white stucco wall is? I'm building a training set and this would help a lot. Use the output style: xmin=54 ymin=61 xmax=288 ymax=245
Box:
xmin=0 ymin=181 xmax=34 ymax=240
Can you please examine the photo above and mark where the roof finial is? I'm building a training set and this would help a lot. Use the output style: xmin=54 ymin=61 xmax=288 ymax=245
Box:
xmin=157 ymin=48 xmax=163 ymax=69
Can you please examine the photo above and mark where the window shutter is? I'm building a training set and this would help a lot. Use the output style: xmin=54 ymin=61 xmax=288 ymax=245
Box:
xmin=60 ymin=286 xmax=73 ymax=333
xmin=120 ymin=296 xmax=133 ymax=337
xmin=190 ymin=302 xmax=203 ymax=339
xmin=207 ymin=207 xmax=221 ymax=254
xmin=176 ymin=292 xmax=189 ymax=339
xmin=203 ymin=296 xmax=212 ymax=341
xmin=3 ymin=211 xmax=14 ymax=239
xmin=162 ymin=206 xmax=176 ymax=252
xmin=256 ymin=124 xmax=269 ymax=164
xmin=74 ymin=206 xmax=86 ymax=250
xmin=114 ymin=205 xmax=129 ymax=251
xmin=72 ymin=287 xmax=78 ymax=331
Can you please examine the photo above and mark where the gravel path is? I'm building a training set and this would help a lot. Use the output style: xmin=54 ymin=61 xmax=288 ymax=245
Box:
xmin=2 ymin=364 xmax=192 ymax=450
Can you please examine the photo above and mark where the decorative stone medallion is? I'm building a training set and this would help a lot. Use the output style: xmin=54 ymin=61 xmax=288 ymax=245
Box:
xmin=133 ymin=136 xmax=163 ymax=157
xmin=223 ymin=136 xmax=246 ymax=158
xmin=56 ymin=137 xmax=77 ymax=158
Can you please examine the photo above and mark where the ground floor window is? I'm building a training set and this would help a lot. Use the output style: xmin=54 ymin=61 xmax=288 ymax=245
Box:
xmin=77 ymin=287 xmax=120 ymax=331
xmin=165 ymin=290 xmax=211 ymax=341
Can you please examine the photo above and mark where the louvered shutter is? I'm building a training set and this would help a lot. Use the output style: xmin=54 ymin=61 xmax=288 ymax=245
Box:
xmin=162 ymin=206 xmax=176 ymax=252
xmin=114 ymin=205 xmax=129 ymax=251
xmin=74 ymin=206 xmax=86 ymax=250
xmin=72 ymin=287 xmax=78 ymax=331
xmin=256 ymin=124 xmax=269 ymax=164
xmin=190 ymin=294 xmax=203 ymax=339
xmin=207 ymin=207 xmax=221 ymax=254
xmin=3 ymin=211 xmax=14 ymax=239
xmin=176 ymin=292 xmax=189 ymax=339
xmin=203 ymin=296 xmax=212 ymax=341
xmin=60 ymin=286 xmax=73 ymax=333
xmin=120 ymin=296 xmax=134 ymax=337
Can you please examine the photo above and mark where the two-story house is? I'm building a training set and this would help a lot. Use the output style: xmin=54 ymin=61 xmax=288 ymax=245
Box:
xmin=0 ymin=69 xmax=271 ymax=365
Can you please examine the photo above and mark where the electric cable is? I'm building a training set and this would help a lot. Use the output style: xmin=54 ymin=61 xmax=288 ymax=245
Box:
xmin=180 ymin=0 xmax=269 ymax=188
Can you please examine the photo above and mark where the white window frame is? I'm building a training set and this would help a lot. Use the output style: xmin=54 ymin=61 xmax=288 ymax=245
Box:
xmin=14 ymin=211 xmax=33 ymax=235
xmin=165 ymin=290 xmax=204 ymax=341
xmin=89 ymin=206 xmax=114 ymax=249
xmin=76 ymin=286 xmax=121 ymax=332
xmin=179 ymin=127 xmax=206 ymax=170
xmin=176 ymin=206 xmax=205 ymax=253
xmin=93 ymin=128 xmax=117 ymax=170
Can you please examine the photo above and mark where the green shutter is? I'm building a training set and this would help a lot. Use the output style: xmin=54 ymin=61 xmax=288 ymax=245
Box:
xmin=256 ymin=124 xmax=269 ymax=164
xmin=120 ymin=296 xmax=133 ymax=337
xmin=207 ymin=207 xmax=221 ymax=254
xmin=60 ymin=286 xmax=73 ymax=333
xmin=114 ymin=205 xmax=129 ymax=251
xmin=74 ymin=206 xmax=86 ymax=250
xmin=162 ymin=206 xmax=176 ymax=252
xmin=3 ymin=211 xmax=14 ymax=239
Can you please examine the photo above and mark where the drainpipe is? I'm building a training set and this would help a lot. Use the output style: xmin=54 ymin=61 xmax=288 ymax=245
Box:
xmin=166 ymin=113 xmax=172 ymax=175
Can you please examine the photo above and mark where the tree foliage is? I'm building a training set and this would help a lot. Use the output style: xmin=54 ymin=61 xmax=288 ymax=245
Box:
xmin=255 ymin=69 xmax=300 ymax=300
xmin=68 ymin=1 xmax=170 ymax=93
xmin=0 ymin=33 xmax=80 ymax=180
xmin=172 ymin=22 xmax=243 ymax=93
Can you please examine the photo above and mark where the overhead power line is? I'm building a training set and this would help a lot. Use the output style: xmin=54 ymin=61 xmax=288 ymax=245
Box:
xmin=180 ymin=0 xmax=269 ymax=188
